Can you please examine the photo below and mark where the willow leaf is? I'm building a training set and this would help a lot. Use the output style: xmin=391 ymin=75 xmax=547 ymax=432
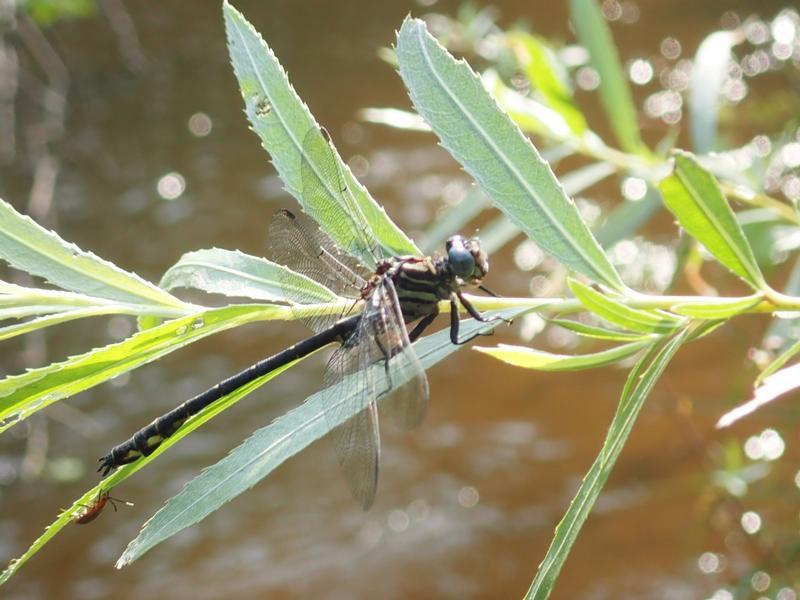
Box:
xmin=0 ymin=305 xmax=164 ymax=342
xmin=505 ymin=31 xmax=587 ymax=135
xmin=569 ymin=279 xmax=683 ymax=334
xmin=160 ymin=248 xmax=338 ymax=304
xmin=0 ymin=304 xmax=286 ymax=432
xmin=549 ymin=319 xmax=655 ymax=342
xmin=569 ymin=0 xmax=646 ymax=155
xmin=659 ymin=151 xmax=767 ymax=290
xmin=0 ymin=483 xmax=121 ymax=585
xmin=467 ymin=160 xmax=616 ymax=255
xmin=0 ymin=333 xmax=317 ymax=587
xmin=689 ymin=31 xmax=736 ymax=153
xmin=670 ymin=294 xmax=764 ymax=318
xmin=475 ymin=339 xmax=650 ymax=371
xmin=527 ymin=328 xmax=690 ymax=598
xmin=223 ymin=1 xmax=418 ymax=263
xmin=717 ymin=362 xmax=800 ymax=428
xmin=0 ymin=198 xmax=185 ymax=309
xmin=117 ymin=308 xmax=524 ymax=565
xmin=396 ymin=18 xmax=624 ymax=292
xmin=755 ymin=338 xmax=800 ymax=388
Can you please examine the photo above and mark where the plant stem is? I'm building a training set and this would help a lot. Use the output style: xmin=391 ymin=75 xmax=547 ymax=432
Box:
xmin=463 ymin=291 xmax=800 ymax=315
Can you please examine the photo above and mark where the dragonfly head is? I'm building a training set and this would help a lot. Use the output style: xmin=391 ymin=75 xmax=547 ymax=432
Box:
xmin=446 ymin=235 xmax=489 ymax=285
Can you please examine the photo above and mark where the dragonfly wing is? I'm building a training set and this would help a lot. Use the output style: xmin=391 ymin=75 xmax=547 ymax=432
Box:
xmin=268 ymin=209 xmax=367 ymax=333
xmin=300 ymin=127 xmax=380 ymax=269
xmin=374 ymin=277 xmax=429 ymax=431
xmin=322 ymin=329 xmax=380 ymax=510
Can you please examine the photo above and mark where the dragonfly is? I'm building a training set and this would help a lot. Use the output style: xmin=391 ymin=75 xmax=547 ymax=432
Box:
xmin=98 ymin=127 xmax=507 ymax=509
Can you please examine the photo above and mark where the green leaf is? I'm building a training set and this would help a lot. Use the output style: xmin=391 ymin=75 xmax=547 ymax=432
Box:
xmin=358 ymin=107 xmax=431 ymax=132
xmin=0 ymin=198 xmax=186 ymax=309
xmin=116 ymin=308 xmax=525 ymax=565
xmin=761 ymin=256 xmax=800 ymax=354
xmin=658 ymin=150 xmax=767 ymax=290
xmin=486 ymin=72 xmax=575 ymax=140
xmin=468 ymin=160 xmax=616 ymax=255
xmin=568 ymin=279 xmax=684 ymax=334
xmin=568 ymin=0 xmax=647 ymax=155
xmin=717 ymin=362 xmax=800 ymax=428
xmin=396 ymin=17 xmax=624 ymax=292
xmin=0 ymin=328 xmax=315 ymax=587
xmin=755 ymin=338 xmax=800 ymax=388
xmin=689 ymin=31 xmax=736 ymax=153
xmin=475 ymin=339 xmax=650 ymax=370
xmin=0 ymin=304 xmax=286 ymax=432
xmin=0 ymin=306 xmax=152 ymax=342
xmin=549 ymin=318 xmax=656 ymax=342
xmin=160 ymin=248 xmax=338 ymax=304
xmin=223 ymin=1 xmax=418 ymax=263
xmin=670 ymin=294 xmax=764 ymax=318
xmin=506 ymin=31 xmax=587 ymax=135
xmin=526 ymin=328 xmax=690 ymax=598
xmin=0 ymin=483 xmax=115 ymax=586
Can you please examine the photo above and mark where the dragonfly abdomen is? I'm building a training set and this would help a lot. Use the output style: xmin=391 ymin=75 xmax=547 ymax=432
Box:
xmin=98 ymin=315 xmax=360 ymax=475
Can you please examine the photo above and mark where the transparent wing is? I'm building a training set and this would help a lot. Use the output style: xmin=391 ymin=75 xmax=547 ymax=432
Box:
xmin=374 ymin=277 xmax=429 ymax=431
xmin=320 ymin=278 xmax=429 ymax=509
xmin=267 ymin=209 xmax=368 ymax=333
xmin=320 ymin=320 xmax=380 ymax=510
xmin=300 ymin=127 xmax=380 ymax=269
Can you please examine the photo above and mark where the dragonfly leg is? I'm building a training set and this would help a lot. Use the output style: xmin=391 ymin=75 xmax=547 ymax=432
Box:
xmin=408 ymin=311 xmax=438 ymax=343
xmin=372 ymin=325 xmax=394 ymax=397
xmin=478 ymin=283 xmax=500 ymax=297
xmin=450 ymin=292 xmax=511 ymax=345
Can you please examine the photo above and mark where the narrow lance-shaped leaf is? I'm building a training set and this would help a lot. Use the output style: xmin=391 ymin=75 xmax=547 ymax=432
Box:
xmin=569 ymin=278 xmax=684 ymax=334
xmin=505 ymin=31 xmax=588 ymax=136
xmin=160 ymin=248 xmax=339 ymax=304
xmin=526 ymin=328 xmax=690 ymax=598
xmin=475 ymin=339 xmax=650 ymax=371
xmin=0 ymin=304 xmax=286 ymax=431
xmin=549 ymin=318 xmax=656 ymax=342
xmin=0 ymin=305 xmax=165 ymax=342
xmin=755 ymin=338 xmax=800 ymax=388
xmin=0 ymin=198 xmax=185 ymax=309
xmin=659 ymin=150 xmax=767 ymax=290
xmin=0 ymin=331 xmax=321 ymax=587
xmin=670 ymin=294 xmax=764 ymax=319
xmin=223 ymin=1 xmax=418 ymax=262
xmin=762 ymin=256 xmax=800 ymax=354
xmin=468 ymin=160 xmax=616 ymax=255
xmin=569 ymin=0 xmax=647 ymax=155
xmin=0 ymin=483 xmax=128 ymax=585
xmin=717 ymin=362 xmax=800 ymax=428
xmin=117 ymin=308 xmax=524 ymax=565
xmin=396 ymin=18 xmax=624 ymax=292
xmin=689 ymin=31 xmax=736 ymax=153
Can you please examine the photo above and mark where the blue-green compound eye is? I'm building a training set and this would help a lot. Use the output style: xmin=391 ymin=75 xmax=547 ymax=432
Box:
xmin=447 ymin=235 xmax=476 ymax=279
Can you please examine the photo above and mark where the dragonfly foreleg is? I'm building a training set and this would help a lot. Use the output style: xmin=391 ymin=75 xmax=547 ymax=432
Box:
xmin=449 ymin=292 xmax=511 ymax=345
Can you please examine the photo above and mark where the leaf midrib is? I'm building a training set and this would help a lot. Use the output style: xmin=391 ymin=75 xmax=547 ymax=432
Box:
xmin=674 ymin=164 xmax=762 ymax=288
xmin=410 ymin=24 xmax=610 ymax=287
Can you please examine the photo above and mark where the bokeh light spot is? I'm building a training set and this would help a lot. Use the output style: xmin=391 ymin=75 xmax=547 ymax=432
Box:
xmin=156 ymin=172 xmax=186 ymax=200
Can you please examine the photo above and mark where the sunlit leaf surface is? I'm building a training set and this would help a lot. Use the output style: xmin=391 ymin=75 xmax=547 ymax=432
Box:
xmin=396 ymin=17 xmax=624 ymax=292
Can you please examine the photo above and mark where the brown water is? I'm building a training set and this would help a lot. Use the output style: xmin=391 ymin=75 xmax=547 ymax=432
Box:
xmin=1 ymin=1 xmax=797 ymax=598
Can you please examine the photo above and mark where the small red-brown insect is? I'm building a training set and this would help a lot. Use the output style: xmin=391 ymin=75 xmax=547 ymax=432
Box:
xmin=73 ymin=490 xmax=133 ymax=525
